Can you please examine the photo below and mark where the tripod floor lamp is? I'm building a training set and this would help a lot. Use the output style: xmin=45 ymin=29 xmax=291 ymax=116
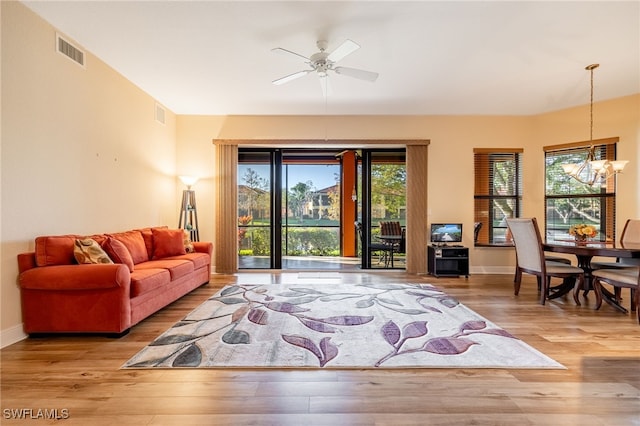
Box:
xmin=178 ymin=176 xmax=199 ymax=242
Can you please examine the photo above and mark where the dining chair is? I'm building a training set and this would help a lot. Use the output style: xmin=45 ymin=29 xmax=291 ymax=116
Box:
xmin=380 ymin=221 xmax=405 ymax=253
xmin=592 ymin=266 xmax=639 ymax=323
xmin=511 ymin=238 xmax=572 ymax=284
xmin=506 ymin=218 xmax=585 ymax=305
xmin=591 ymin=218 xmax=640 ymax=270
xmin=354 ymin=221 xmax=392 ymax=267
xmin=473 ymin=222 xmax=483 ymax=244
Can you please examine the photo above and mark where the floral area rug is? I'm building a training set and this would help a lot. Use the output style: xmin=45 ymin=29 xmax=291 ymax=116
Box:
xmin=122 ymin=283 xmax=564 ymax=369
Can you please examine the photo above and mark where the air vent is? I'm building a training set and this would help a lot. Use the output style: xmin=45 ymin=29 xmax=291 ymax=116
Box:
xmin=56 ymin=33 xmax=85 ymax=67
xmin=155 ymin=103 xmax=166 ymax=125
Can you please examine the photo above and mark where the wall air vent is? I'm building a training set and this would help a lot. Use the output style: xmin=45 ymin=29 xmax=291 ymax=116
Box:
xmin=155 ymin=103 xmax=166 ymax=125
xmin=56 ymin=33 xmax=85 ymax=67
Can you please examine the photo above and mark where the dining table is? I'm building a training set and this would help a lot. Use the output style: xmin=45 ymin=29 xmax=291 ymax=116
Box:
xmin=543 ymin=239 xmax=640 ymax=313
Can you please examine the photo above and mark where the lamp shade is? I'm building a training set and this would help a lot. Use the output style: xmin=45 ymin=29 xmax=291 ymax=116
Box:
xmin=609 ymin=160 xmax=629 ymax=172
xmin=179 ymin=175 xmax=199 ymax=188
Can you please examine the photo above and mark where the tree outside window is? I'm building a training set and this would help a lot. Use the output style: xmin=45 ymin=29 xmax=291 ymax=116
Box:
xmin=544 ymin=139 xmax=618 ymax=241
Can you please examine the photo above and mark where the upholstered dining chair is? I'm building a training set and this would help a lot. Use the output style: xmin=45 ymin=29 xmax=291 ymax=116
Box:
xmin=506 ymin=218 xmax=585 ymax=305
xmin=592 ymin=266 xmax=639 ymax=324
xmin=592 ymin=218 xmax=640 ymax=270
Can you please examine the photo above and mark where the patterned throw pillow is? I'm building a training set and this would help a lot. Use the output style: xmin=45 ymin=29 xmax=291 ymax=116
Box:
xmin=74 ymin=238 xmax=113 ymax=265
xmin=183 ymin=230 xmax=195 ymax=253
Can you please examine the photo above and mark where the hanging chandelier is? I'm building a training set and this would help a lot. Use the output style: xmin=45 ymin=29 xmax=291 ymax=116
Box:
xmin=561 ymin=64 xmax=628 ymax=186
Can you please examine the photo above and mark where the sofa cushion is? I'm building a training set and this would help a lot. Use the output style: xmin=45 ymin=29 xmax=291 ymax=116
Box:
xmin=74 ymin=239 xmax=113 ymax=265
xmin=166 ymin=252 xmax=210 ymax=270
xmin=35 ymin=235 xmax=79 ymax=267
xmin=136 ymin=259 xmax=194 ymax=280
xmin=129 ymin=268 xmax=171 ymax=298
xmin=152 ymin=228 xmax=186 ymax=259
xmin=109 ymin=231 xmax=149 ymax=264
xmin=137 ymin=226 xmax=168 ymax=259
xmin=101 ymin=237 xmax=135 ymax=272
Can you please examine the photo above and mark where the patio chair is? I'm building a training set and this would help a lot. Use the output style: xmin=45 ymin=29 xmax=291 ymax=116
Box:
xmin=380 ymin=221 xmax=405 ymax=253
xmin=506 ymin=218 xmax=585 ymax=305
xmin=355 ymin=221 xmax=393 ymax=267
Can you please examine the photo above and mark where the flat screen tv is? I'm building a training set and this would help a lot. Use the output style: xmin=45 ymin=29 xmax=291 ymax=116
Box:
xmin=430 ymin=223 xmax=463 ymax=243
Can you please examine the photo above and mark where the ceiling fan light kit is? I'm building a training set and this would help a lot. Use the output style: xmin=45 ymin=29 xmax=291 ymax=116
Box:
xmin=271 ymin=39 xmax=379 ymax=91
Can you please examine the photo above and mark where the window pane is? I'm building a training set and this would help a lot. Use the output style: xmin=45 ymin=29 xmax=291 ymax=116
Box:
xmin=544 ymin=142 xmax=618 ymax=242
xmin=371 ymin=163 xmax=406 ymax=224
xmin=474 ymin=151 xmax=522 ymax=246
xmin=238 ymin=157 xmax=272 ymax=268
xmin=545 ymin=146 xmax=614 ymax=196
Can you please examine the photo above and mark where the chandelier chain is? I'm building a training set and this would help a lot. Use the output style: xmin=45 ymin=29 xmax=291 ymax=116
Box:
xmin=560 ymin=63 xmax=628 ymax=186
xmin=589 ymin=65 xmax=594 ymax=142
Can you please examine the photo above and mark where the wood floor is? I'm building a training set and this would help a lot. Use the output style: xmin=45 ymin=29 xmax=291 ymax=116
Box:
xmin=2 ymin=272 xmax=639 ymax=425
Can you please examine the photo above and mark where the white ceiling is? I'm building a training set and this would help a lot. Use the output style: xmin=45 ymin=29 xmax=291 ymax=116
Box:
xmin=23 ymin=1 xmax=640 ymax=116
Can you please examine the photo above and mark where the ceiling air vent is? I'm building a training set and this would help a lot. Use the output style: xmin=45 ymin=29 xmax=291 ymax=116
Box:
xmin=155 ymin=103 xmax=166 ymax=125
xmin=56 ymin=33 xmax=85 ymax=67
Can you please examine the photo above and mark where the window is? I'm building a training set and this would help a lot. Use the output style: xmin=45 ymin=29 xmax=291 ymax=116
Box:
xmin=473 ymin=149 xmax=523 ymax=246
xmin=544 ymin=138 xmax=618 ymax=242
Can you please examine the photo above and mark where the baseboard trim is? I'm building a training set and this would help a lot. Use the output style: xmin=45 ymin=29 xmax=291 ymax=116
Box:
xmin=470 ymin=266 xmax=514 ymax=275
xmin=1 ymin=323 xmax=28 ymax=349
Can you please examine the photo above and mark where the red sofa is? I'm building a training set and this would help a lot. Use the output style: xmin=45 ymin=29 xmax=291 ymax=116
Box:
xmin=17 ymin=227 xmax=212 ymax=335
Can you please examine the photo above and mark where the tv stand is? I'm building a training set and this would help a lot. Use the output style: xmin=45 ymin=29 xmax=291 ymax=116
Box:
xmin=428 ymin=246 xmax=469 ymax=278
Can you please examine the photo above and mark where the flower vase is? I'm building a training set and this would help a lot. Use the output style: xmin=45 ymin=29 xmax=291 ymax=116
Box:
xmin=574 ymin=235 xmax=588 ymax=244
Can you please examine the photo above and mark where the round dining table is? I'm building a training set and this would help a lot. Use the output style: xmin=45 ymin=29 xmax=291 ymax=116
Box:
xmin=543 ymin=240 xmax=640 ymax=313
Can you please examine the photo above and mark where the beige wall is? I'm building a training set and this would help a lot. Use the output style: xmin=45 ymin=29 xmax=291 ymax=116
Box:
xmin=1 ymin=2 xmax=179 ymax=346
xmin=2 ymin=1 xmax=638 ymax=347
xmin=174 ymin=98 xmax=638 ymax=274
xmin=533 ymin=95 xmax=639 ymax=218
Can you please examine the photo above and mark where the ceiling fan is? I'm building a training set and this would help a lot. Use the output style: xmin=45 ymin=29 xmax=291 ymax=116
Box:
xmin=271 ymin=39 xmax=379 ymax=95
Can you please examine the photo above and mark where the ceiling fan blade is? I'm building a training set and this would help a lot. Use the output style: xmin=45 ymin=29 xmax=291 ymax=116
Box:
xmin=272 ymin=70 xmax=311 ymax=85
xmin=271 ymin=47 xmax=309 ymax=62
xmin=334 ymin=66 xmax=379 ymax=82
xmin=327 ymin=39 xmax=360 ymax=63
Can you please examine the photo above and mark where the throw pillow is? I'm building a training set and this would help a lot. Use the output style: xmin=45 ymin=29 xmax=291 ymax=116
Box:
xmin=74 ymin=238 xmax=113 ymax=265
xmin=101 ymin=237 xmax=135 ymax=272
xmin=183 ymin=230 xmax=195 ymax=253
xmin=109 ymin=231 xmax=149 ymax=264
xmin=137 ymin=226 xmax=168 ymax=258
xmin=35 ymin=235 xmax=79 ymax=266
xmin=152 ymin=228 xmax=187 ymax=259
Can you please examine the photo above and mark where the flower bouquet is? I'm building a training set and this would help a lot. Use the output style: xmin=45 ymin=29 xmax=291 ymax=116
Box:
xmin=569 ymin=223 xmax=597 ymax=242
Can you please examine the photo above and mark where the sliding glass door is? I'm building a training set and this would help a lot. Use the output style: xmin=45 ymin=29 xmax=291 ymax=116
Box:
xmin=238 ymin=149 xmax=344 ymax=269
xmin=359 ymin=149 xmax=407 ymax=269
xmin=237 ymin=150 xmax=276 ymax=268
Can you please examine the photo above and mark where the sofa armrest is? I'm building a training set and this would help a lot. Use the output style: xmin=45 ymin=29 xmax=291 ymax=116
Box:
xmin=17 ymin=252 xmax=37 ymax=274
xmin=19 ymin=264 xmax=130 ymax=291
xmin=193 ymin=241 xmax=213 ymax=256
